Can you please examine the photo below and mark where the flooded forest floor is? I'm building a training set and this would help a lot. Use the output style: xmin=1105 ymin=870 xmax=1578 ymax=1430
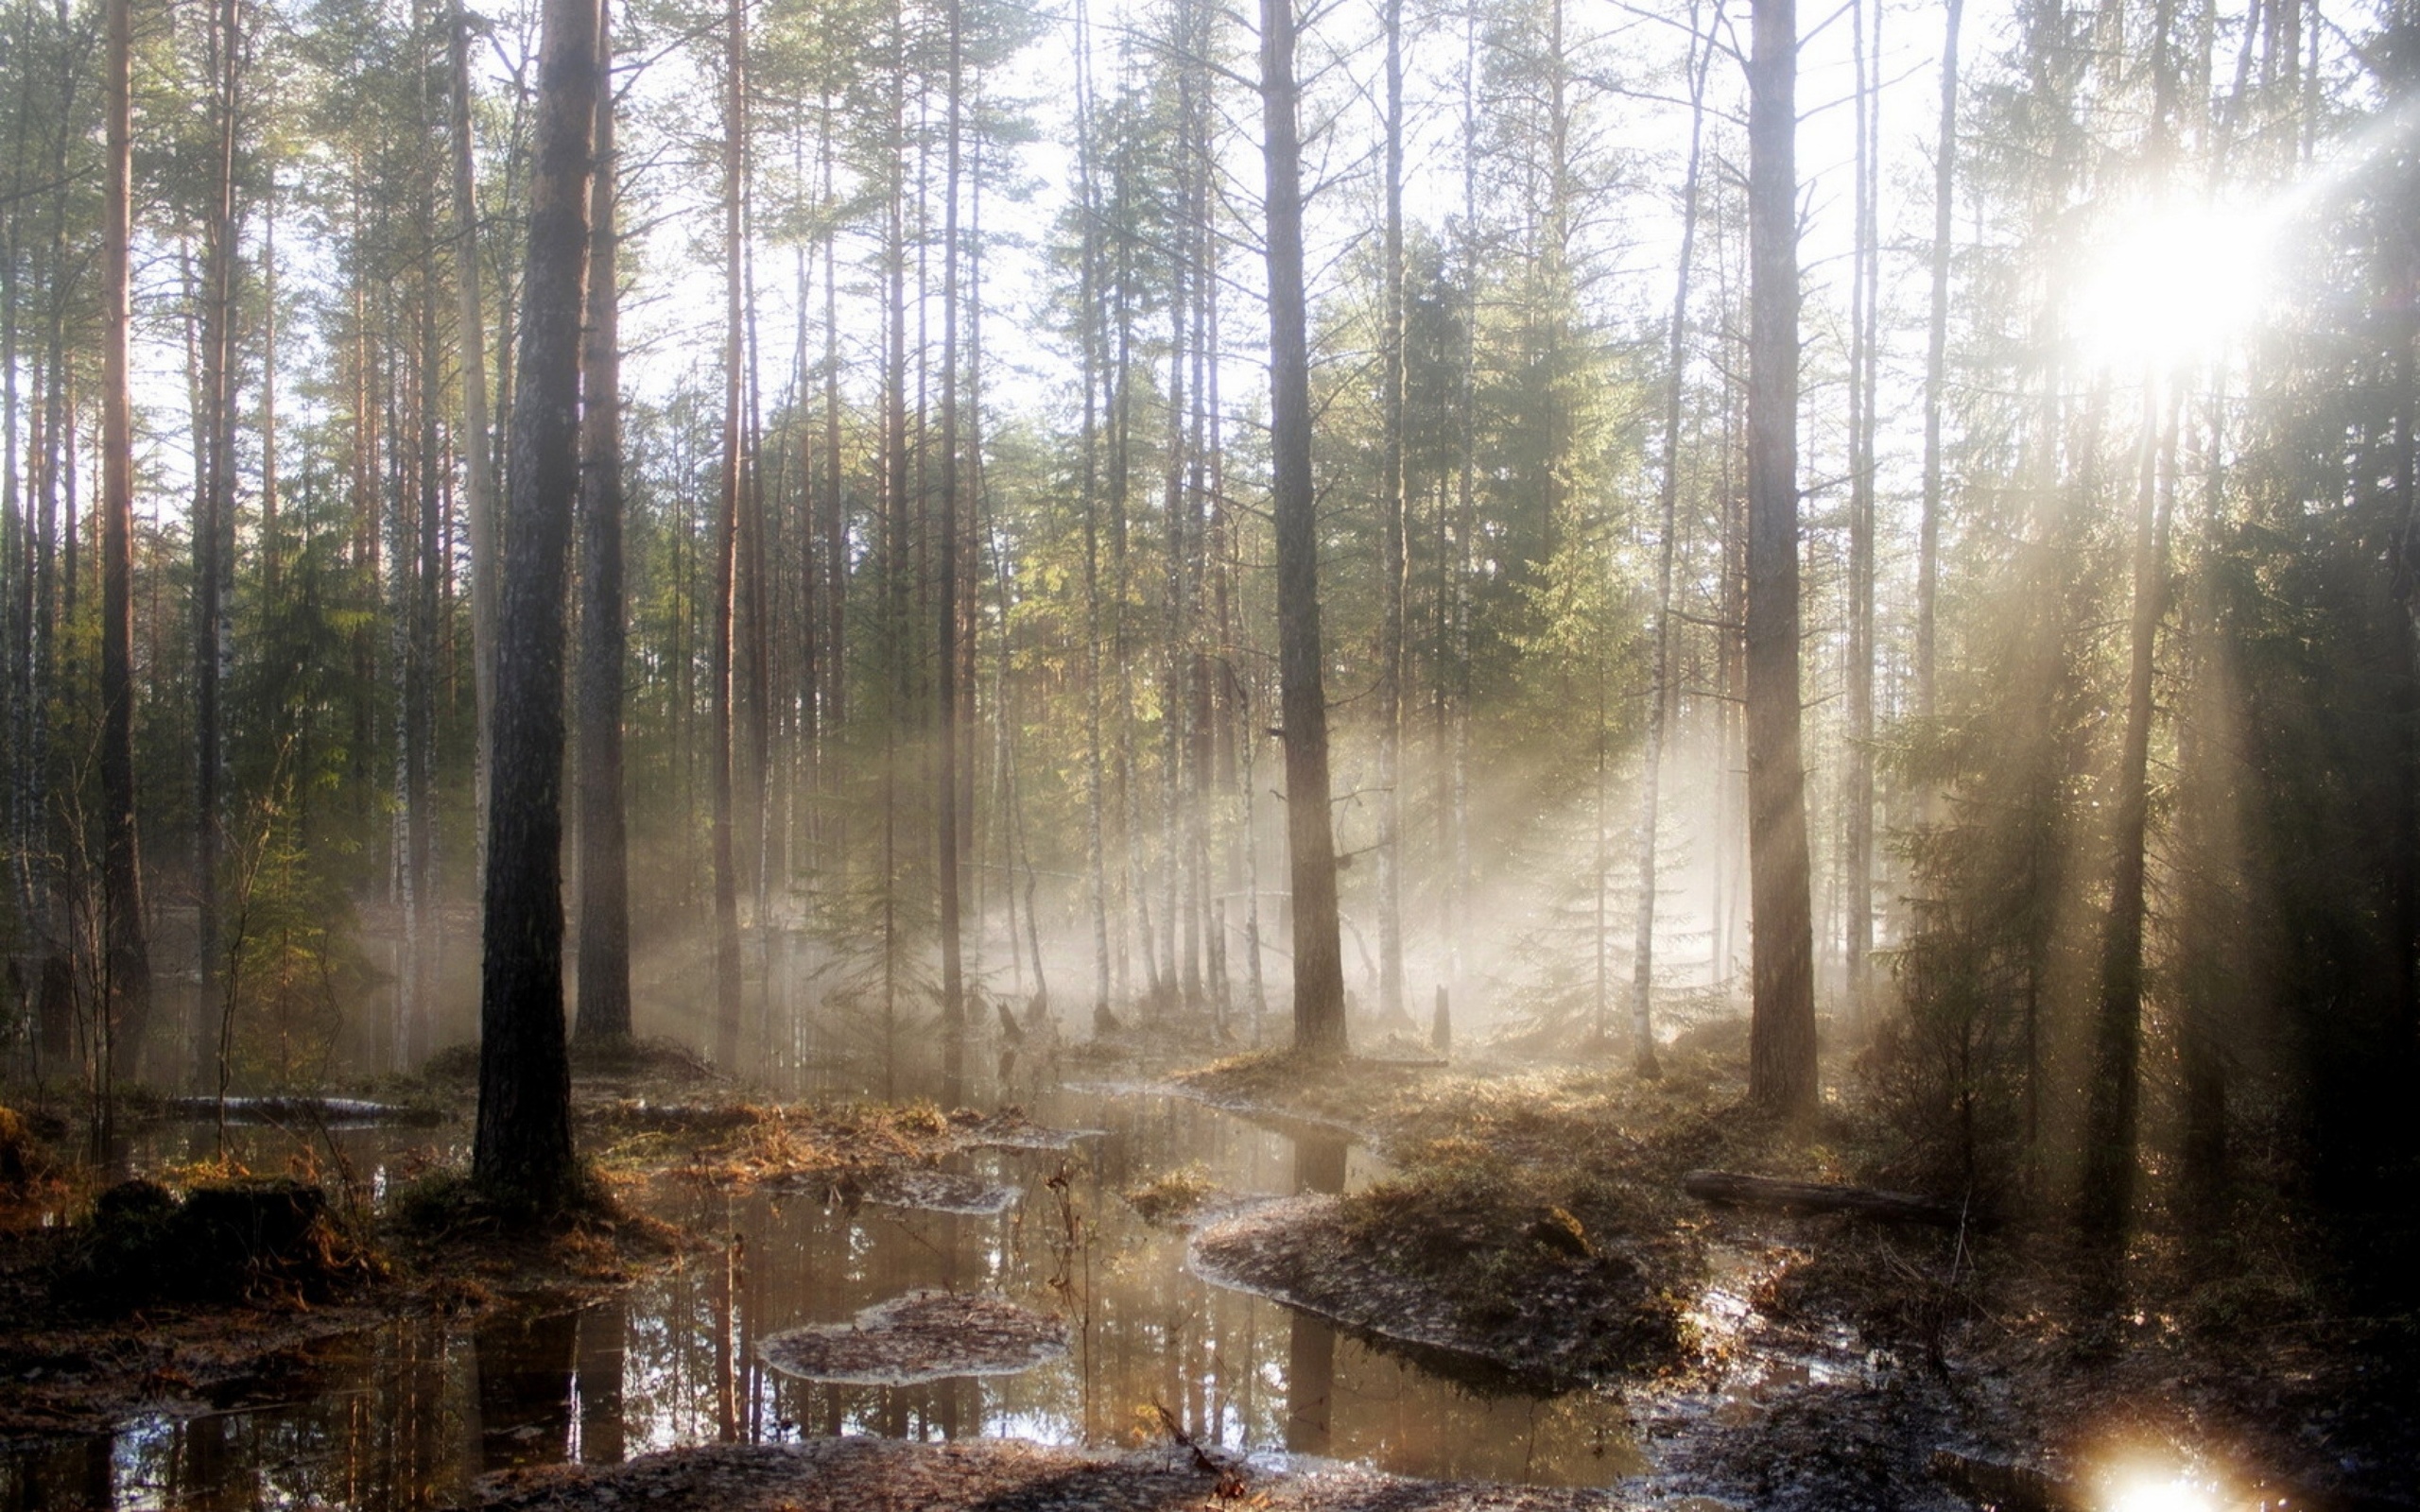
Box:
xmin=0 ymin=1025 xmax=2412 ymax=1511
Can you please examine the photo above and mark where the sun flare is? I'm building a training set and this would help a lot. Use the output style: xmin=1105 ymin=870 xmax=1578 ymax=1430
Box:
xmin=2099 ymin=1458 xmax=2227 ymax=1512
xmin=2072 ymin=199 xmax=2273 ymax=370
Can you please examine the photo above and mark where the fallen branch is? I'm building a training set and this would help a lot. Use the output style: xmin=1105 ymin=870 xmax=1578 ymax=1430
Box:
xmin=1682 ymin=1169 xmax=1962 ymax=1227
xmin=1152 ymin=1402 xmax=1248 ymax=1499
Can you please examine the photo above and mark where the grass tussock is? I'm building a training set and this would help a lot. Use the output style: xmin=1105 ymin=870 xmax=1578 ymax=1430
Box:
xmin=1122 ymin=1163 xmax=1219 ymax=1225
xmin=575 ymin=1098 xmax=959 ymax=1192
xmin=53 ymin=1176 xmax=384 ymax=1313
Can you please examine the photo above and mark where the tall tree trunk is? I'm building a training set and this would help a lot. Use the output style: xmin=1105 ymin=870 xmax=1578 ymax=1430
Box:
xmin=1374 ymin=0 xmax=1407 ymax=1034
xmin=937 ymin=0 xmax=967 ymax=1083
xmin=1845 ymin=0 xmax=1879 ymax=1025
xmin=1631 ymin=0 xmax=1715 ymax=1081
xmin=100 ymin=0 xmax=152 ymax=1083
xmin=455 ymin=0 xmax=501 ymax=865
xmin=575 ymin=0 xmax=631 ymax=1048
xmin=710 ymin=0 xmax=746 ymax=1068
xmin=1449 ymin=7 xmax=1478 ymax=1002
xmin=1917 ymin=0 xmax=1962 ymax=720
xmin=1744 ymin=0 xmax=1816 ymax=1112
xmin=879 ymin=0 xmax=909 ymax=1094
xmin=410 ymin=116 xmax=442 ymax=1068
xmin=2082 ymin=384 xmax=2178 ymax=1238
xmin=1260 ymin=0 xmax=1346 ymax=1056
xmin=820 ymin=90 xmax=845 ymax=737
xmin=1074 ymin=0 xmax=1112 ymax=1025
xmin=194 ymin=0 xmax=241 ymax=1085
xmin=473 ymin=0 xmax=596 ymax=1212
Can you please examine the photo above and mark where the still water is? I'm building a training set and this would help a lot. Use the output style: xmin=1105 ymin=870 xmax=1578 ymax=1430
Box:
xmin=0 ymin=1083 xmax=1642 ymax=1508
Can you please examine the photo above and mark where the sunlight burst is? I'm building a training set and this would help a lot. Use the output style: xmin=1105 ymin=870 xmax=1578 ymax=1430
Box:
xmin=2072 ymin=199 xmax=2273 ymax=370
xmin=2100 ymin=1460 xmax=2226 ymax=1512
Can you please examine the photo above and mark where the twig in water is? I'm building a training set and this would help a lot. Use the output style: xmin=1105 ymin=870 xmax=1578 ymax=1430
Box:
xmin=1151 ymin=1401 xmax=1248 ymax=1498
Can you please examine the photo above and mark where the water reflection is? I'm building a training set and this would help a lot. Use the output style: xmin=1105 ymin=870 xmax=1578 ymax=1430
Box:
xmin=0 ymin=1084 xmax=1642 ymax=1509
xmin=574 ymin=1298 xmax=626 ymax=1465
xmin=474 ymin=1306 xmax=578 ymax=1470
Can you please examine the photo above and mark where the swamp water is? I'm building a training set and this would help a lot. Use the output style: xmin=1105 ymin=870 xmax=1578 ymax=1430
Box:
xmin=0 ymin=1084 xmax=1643 ymax=1509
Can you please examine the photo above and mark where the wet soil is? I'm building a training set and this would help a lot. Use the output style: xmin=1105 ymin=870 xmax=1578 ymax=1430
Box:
xmin=7 ymin=1024 xmax=2414 ymax=1511
xmin=470 ymin=1437 xmax=1630 ymax=1511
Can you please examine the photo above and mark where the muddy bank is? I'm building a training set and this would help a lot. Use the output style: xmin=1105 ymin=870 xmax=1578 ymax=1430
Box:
xmin=1190 ymin=1194 xmax=1681 ymax=1387
xmin=469 ymin=1436 xmax=1634 ymax=1511
xmin=0 ymin=1168 xmax=673 ymax=1447
xmin=0 ymin=1185 xmax=395 ymax=1443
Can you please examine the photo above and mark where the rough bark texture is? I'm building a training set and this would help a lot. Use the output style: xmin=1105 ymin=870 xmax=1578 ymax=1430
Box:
xmin=1260 ymin=0 xmax=1346 ymax=1057
xmin=575 ymin=0 xmax=631 ymax=1047
xmin=474 ymin=0 xmax=596 ymax=1211
xmin=1744 ymin=0 xmax=1816 ymax=1113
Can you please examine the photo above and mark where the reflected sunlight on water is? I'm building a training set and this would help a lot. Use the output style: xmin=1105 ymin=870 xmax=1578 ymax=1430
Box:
xmin=0 ymin=1081 xmax=1645 ymax=1509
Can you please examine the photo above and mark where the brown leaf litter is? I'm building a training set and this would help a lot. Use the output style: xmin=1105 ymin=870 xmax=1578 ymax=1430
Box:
xmin=756 ymin=1291 xmax=1068 ymax=1385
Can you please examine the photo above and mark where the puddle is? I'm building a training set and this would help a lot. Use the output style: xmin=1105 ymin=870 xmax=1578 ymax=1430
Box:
xmin=0 ymin=1080 xmax=1647 ymax=1508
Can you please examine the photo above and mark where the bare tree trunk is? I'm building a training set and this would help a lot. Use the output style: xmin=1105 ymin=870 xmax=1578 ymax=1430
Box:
xmin=710 ymin=0 xmax=746 ymax=1068
xmin=575 ymin=0 xmax=631 ymax=1047
xmin=1631 ymin=0 xmax=1715 ymax=1081
xmin=2083 ymin=384 xmax=2178 ymax=1238
xmin=194 ymin=0 xmax=242 ymax=1085
xmin=100 ymin=0 xmax=152 ymax=1081
xmin=1917 ymin=0 xmax=1962 ymax=720
xmin=937 ymin=0 xmax=967 ymax=1085
xmin=473 ymin=0 xmax=596 ymax=1212
xmin=1845 ymin=0 xmax=1879 ymax=1027
xmin=455 ymin=0 xmax=501 ymax=864
xmin=1374 ymin=0 xmax=1407 ymax=1034
xmin=410 ymin=109 xmax=442 ymax=1068
xmin=820 ymin=90 xmax=845 ymax=739
xmin=1260 ymin=0 xmax=1346 ymax=1057
xmin=1074 ymin=0 xmax=1111 ymax=1026
xmin=1744 ymin=0 xmax=1816 ymax=1112
xmin=1450 ymin=9 xmax=1478 ymax=1002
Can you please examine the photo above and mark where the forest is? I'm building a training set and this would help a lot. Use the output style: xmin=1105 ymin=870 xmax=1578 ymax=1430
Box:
xmin=0 ymin=0 xmax=2415 ymax=1500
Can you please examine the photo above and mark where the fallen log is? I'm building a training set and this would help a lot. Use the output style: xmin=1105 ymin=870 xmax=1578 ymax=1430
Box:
xmin=1682 ymin=1169 xmax=1962 ymax=1228
xmin=164 ymin=1096 xmax=444 ymax=1127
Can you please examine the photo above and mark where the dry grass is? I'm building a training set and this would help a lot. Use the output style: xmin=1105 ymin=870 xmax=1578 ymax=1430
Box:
xmin=1121 ymin=1163 xmax=1219 ymax=1225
